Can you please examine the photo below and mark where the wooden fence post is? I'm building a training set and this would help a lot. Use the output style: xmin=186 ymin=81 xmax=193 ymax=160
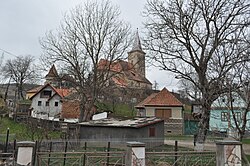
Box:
xmin=33 ymin=140 xmax=37 ymax=166
xmin=47 ymin=141 xmax=52 ymax=165
xmin=4 ymin=128 xmax=9 ymax=153
xmin=106 ymin=142 xmax=110 ymax=165
xmin=83 ymin=142 xmax=87 ymax=166
xmin=63 ymin=141 xmax=68 ymax=166
xmin=174 ymin=141 xmax=178 ymax=166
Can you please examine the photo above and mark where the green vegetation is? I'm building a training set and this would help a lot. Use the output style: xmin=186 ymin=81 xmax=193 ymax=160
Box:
xmin=183 ymin=104 xmax=192 ymax=113
xmin=96 ymin=102 xmax=136 ymax=118
xmin=247 ymin=155 xmax=250 ymax=162
xmin=0 ymin=117 xmax=26 ymax=139
xmin=242 ymin=138 xmax=250 ymax=144
xmin=17 ymin=99 xmax=32 ymax=104
xmin=0 ymin=117 xmax=61 ymax=141
xmin=166 ymin=135 xmax=193 ymax=141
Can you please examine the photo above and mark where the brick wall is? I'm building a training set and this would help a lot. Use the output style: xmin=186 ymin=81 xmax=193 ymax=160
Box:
xmin=61 ymin=100 xmax=80 ymax=119
xmin=164 ymin=119 xmax=183 ymax=135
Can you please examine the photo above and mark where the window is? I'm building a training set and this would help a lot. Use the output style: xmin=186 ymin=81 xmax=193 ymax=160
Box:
xmin=55 ymin=102 xmax=58 ymax=107
xmin=221 ymin=112 xmax=229 ymax=122
xmin=46 ymin=101 xmax=49 ymax=106
xmin=38 ymin=101 xmax=42 ymax=106
xmin=235 ymin=112 xmax=241 ymax=122
xmin=40 ymin=90 xmax=52 ymax=98
xmin=149 ymin=127 xmax=156 ymax=137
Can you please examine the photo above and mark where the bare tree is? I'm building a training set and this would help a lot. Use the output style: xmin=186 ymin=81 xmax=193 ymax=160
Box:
xmin=0 ymin=54 xmax=3 ymax=69
xmin=40 ymin=0 xmax=131 ymax=122
xmin=2 ymin=55 xmax=38 ymax=100
xmin=210 ymin=61 xmax=250 ymax=164
xmin=226 ymin=61 xmax=250 ymax=141
xmin=143 ymin=0 xmax=250 ymax=149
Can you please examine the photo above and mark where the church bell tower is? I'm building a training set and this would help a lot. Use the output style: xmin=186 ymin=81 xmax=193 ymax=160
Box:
xmin=128 ymin=29 xmax=146 ymax=77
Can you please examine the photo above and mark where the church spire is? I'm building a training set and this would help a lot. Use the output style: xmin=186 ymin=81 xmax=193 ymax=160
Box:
xmin=45 ymin=64 xmax=58 ymax=78
xmin=128 ymin=29 xmax=146 ymax=77
xmin=131 ymin=28 xmax=143 ymax=52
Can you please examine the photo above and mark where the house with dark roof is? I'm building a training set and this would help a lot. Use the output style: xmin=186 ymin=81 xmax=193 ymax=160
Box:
xmin=30 ymin=83 xmax=71 ymax=119
xmin=135 ymin=88 xmax=184 ymax=134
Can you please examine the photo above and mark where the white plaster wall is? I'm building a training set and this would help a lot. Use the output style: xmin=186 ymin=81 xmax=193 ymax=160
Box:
xmin=171 ymin=107 xmax=182 ymax=119
xmin=48 ymin=95 xmax=62 ymax=117
xmin=145 ymin=107 xmax=155 ymax=116
xmin=31 ymin=86 xmax=62 ymax=118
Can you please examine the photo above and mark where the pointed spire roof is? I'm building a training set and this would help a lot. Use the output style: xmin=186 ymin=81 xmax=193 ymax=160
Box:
xmin=45 ymin=64 xmax=59 ymax=78
xmin=130 ymin=29 xmax=144 ymax=53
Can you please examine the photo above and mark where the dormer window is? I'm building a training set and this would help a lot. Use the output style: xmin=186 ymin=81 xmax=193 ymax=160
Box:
xmin=40 ymin=90 xmax=52 ymax=98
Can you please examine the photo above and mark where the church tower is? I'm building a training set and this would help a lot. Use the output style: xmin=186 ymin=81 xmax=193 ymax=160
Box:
xmin=128 ymin=30 xmax=146 ymax=77
xmin=45 ymin=64 xmax=59 ymax=86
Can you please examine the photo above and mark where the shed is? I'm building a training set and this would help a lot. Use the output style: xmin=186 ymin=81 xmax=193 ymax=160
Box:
xmin=78 ymin=117 xmax=164 ymax=147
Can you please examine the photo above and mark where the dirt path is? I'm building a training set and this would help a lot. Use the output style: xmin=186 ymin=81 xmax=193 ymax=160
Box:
xmin=164 ymin=140 xmax=250 ymax=154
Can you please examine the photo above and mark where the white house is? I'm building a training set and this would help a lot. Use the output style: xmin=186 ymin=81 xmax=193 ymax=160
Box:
xmin=30 ymin=83 xmax=71 ymax=119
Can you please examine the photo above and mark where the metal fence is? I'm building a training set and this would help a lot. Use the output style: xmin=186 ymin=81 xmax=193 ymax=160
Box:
xmin=37 ymin=151 xmax=126 ymax=166
xmin=36 ymin=151 xmax=216 ymax=166
xmin=0 ymin=139 xmax=217 ymax=166
xmin=146 ymin=151 xmax=216 ymax=166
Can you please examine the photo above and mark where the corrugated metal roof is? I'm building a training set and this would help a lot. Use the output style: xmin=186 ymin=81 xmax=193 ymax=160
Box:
xmin=79 ymin=117 xmax=163 ymax=128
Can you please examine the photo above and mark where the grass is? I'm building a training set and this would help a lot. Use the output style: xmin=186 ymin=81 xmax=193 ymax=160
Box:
xmin=0 ymin=117 xmax=61 ymax=141
xmin=0 ymin=117 xmax=27 ymax=140
xmin=165 ymin=135 xmax=193 ymax=140
xmin=96 ymin=102 xmax=136 ymax=118
xmin=242 ymin=138 xmax=250 ymax=144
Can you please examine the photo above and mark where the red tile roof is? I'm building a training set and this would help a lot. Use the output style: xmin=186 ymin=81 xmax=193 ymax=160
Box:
xmin=55 ymin=88 xmax=71 ymax=98
xmin=98 ymin=59 xmax=133 ymax=72
xmin=30 ymin=83 xmax=71 ymax=100
xmin=112 ymin=77 xmax=127 ymax=87
xmin=136 ymin=88 xmax=183 ymax=108
xmin=97 ymin=59 xmax=152 ymax=86
xmin=136 ymin=93 xmax=158 ymax=108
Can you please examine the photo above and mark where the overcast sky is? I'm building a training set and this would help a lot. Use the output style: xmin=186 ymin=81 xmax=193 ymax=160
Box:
xmin=0 ymin=0 xmax=179 ymax=91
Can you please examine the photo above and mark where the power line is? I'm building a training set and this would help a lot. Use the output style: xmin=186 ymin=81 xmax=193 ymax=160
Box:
xmin=0 ymin=48 xmax=18 ymax=57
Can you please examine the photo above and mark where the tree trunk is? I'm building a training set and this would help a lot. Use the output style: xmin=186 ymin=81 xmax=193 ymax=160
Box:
xmin=78 ymin=102 xmax=85 ymax=123
xmin=195 ymin=105 xmax=211 ymax=151
xmin=4 ymin=77 xmax=11 ymax=102
xmin=82 ymin=101 xmax=94 ymax=122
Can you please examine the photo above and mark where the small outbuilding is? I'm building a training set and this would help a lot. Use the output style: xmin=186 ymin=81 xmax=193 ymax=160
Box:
xmin=78 ymin=117 xmax=164 ymax=147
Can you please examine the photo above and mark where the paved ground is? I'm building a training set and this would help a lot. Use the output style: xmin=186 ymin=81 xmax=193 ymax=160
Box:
xmin=164 ymin=140 xmax=250 ymax=154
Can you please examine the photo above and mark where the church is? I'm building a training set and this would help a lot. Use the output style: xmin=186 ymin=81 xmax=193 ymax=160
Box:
xmin=97 ymin=30 xmax=153 ymax=103
xmin=98 ymin=31 xmax=152 ymax=89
